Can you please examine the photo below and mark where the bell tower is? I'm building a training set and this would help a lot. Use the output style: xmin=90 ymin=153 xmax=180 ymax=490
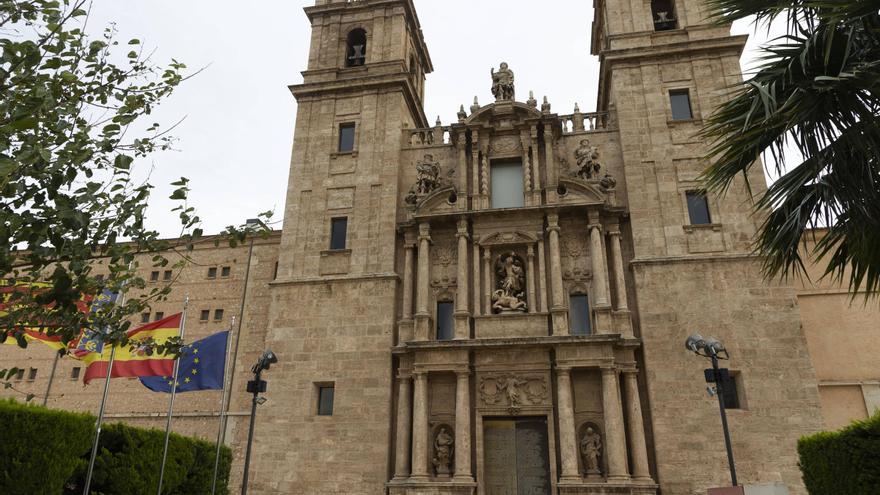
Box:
xmin=250 ymin=1 xmax=433 ymax=493
xmin=592 ymin=0 xmax=823 ymax=493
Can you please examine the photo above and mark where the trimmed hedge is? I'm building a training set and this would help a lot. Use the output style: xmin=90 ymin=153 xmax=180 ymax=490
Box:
xmin=0 ymin=399 xmax=231 ymax=495
xmin=798 ymin=412 xmax=880 ymax=495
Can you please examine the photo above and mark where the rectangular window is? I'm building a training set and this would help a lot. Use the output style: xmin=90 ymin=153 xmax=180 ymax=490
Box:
xmin=569 ymin=295 xmax=592 ymax=336
xmin=317 ymin=385 xmax=335 ymax=416
xmin=221 ymin=266 xmax=231 ymax=278
xmin=686 ymin=191 xmax=712 ymax=225
xmin=154 ymin=312 xmax=165 ymax=321
xmin=15 ymin=369 xmax=24 ymax=380
xmin=436 ymin=301 xmax=455 ymax=341
xmin=670 ymin=89 xmax=693 ymax=120
xmin=200 ymin=310 xmax=210 ymax=322
xmin=338 ymin=123 xmax=356 ymax=153
xmin=27 ymin=368 xmax=37 ymax=381
xmin=150 ymin=271 xmax=160 ymax=282
xmin=214 ymin=309 xmax=224 ymax=321
xmin=71 ymin=367 xmax=81 ymax=380
xmin=207 ymin=267 xmax=218 ymax=279
xmin=490 ymin=159 xmax=525 ymax=209
xmin=652 ymin=0 xmax=677 ymax=31
xmin=163 ymin=270 xmax=172 ymax=281
xmin=330 ymin=217 xmax=348 ymax=250
xmin=141 ymin=312 xmax=151 ymax=324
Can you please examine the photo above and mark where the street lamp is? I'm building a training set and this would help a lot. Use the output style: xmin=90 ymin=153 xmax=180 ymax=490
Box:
xmin=241 ymin=350 xmax=278 ymax=495
xmin=685 ymin=333 xmax=738 ymax=487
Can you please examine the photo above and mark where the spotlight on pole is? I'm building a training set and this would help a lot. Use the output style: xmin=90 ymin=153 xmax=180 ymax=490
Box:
xmin=241 ymin=349 xmax=278 ymax=495
xmin=684 ymin=333 xmax=737 ymax=487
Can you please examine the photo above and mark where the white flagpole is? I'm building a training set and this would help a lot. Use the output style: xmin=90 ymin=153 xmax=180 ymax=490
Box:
xmin=83 ymin=289 xmax=127 ymax=495
xmin=156 ymin=296 xmax=189 ymax=495
xmin=210 ymin=316 xmax=235 ymax=495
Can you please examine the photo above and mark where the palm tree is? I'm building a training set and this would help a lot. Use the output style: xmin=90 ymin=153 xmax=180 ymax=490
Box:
xmin=700 ymin=1 xmax=880 ymax=297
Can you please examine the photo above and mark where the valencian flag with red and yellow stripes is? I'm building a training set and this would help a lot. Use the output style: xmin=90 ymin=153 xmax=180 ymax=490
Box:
xmin=0 ymin=281 xmax=93 ymax=352
xmin=80 ymin=313 xmax=182 ymax=385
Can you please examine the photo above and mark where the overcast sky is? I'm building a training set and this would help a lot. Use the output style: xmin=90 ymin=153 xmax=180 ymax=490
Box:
xmin=84 ymin=1 xmax=776 ymax=237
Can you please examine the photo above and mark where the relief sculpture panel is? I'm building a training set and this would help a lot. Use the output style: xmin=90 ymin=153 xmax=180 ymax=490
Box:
xmin=478 ymin=373 xmax=549 ymax=413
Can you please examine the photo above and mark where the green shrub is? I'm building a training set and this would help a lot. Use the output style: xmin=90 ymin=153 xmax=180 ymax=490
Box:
xmin=0 ymin=399 xmax=232 ymax=495
xmin=798 ymin=412 xmax=880 ymax=495
xmin=0 ymin=399 xmax=94 ymax=495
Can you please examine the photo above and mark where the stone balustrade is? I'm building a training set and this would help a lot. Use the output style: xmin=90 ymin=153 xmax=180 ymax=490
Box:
xmin=559 ymin=111 xmax=612 ymax=134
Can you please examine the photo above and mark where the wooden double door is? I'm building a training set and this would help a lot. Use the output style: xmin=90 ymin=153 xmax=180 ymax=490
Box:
xmin=483 ymin=417 xmax=552 ymax=495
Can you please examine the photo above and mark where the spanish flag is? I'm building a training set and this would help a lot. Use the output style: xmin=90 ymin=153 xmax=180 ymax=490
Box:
xmin=81 ymin=313 xmax=182 ymax=385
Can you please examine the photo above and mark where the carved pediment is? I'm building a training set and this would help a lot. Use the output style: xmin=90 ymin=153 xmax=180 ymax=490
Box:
xmin=465 ymin=101 xmax=542 ymax=127
xmin=409 ymin=185 xmax=458 ymax=215
xmin=478 ymin=231 xmax=538 ymax=247
xmin=557 ymin=177 xmax=608 ymax=206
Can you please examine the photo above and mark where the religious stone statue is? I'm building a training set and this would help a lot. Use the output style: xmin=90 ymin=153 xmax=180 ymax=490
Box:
xmin=498 ymin=375 xmax=528 ymax=407
xmin=492 ymin=253 xmax=527 ymax=313
xmin=432 ymin=427 xmax=454 ymax=476
xmin=490 ymin=62 xmax=515 ymax=101
xmin=574 ymin=139 xmax=602 ymax=180
xmin=599 ymin=173 xmax=617 ymax=190
xmin=580 ymin=426 xmax=603 ymax=477
xmin=405 ymin=154 xmax=445 ymax=206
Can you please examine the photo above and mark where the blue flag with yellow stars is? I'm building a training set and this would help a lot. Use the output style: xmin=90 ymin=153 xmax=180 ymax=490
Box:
xmin=139 ymin=331 xmax=229 ymax=393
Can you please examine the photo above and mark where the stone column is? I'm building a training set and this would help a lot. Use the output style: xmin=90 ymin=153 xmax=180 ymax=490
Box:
xmin=415 ymin=222 xmax=431 ymax=341
xmin=453 ymin=370 xmax=473 ymax=482
xmin=589 ymin=219 xmax=609 ymax=307
xmin=556 ymin=367 xmax=581 ymax=482
xmin=537 ymin=238 xmax=548 ymax=313
xmin=520 ymin=132 xmax=532 ymax=204
xmin=608 ymin=227 xmax=628 ymax=311
xmin=471 ymin=130 xmax=480 ymax=208
xmin=472 ymin=244 xmax=482 ymax=316
xmin=601 ymin=368 xmax=629 ymax=480
xmin=547 ymin=213 xmax=569 ymax=334
xmin=482 ymin=247 xmax=492 ymax=315
xmin=392 ymin=372 xmax=413 ymax=481
xmin=454 ymin=220 xmax=470 ymax=339
xmin=622 ymin=370 xmax=652 ymax=482
xmin=544 ymin=128 xmax=557 ymax=190
xmin=400 ymin=239 xmax=416 ymax=343
xmin=526 ymin=246 xmax=537 ymax=314
xmin=410 ymin=371 xmax=429 ymax=480
xmin=530 ymin=125 xmax=541 ymax=200
xmin=457 ymin=131 xmax=468 ymax=203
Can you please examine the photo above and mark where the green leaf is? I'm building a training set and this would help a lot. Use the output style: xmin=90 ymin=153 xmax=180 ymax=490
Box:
xmin=114 ymin=155 xmax=134 ymax=170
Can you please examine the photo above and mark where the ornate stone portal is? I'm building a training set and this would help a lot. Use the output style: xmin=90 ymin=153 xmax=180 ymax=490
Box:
xmin=492 ymin=252 xmax=527 ymax=313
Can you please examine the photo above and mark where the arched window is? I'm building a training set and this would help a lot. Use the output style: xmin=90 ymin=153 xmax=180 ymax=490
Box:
xmin=346 ymin=29 xmax=367 ymax=67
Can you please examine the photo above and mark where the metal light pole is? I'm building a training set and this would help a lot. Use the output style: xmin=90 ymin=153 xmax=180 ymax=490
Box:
xmin=685 ymin=333 xmax=738 ymax=487
xmin=241 ymin=350 xmax=277 ymax=495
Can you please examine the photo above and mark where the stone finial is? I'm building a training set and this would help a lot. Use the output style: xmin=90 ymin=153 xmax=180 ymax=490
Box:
xmin=574 ymin=102 xmax=581 ymax=114
xmin=527 ymin=91 xmax=537 ymax=108
xmin=435 ymin=116 xmax=442 ymax=127
xmin=541 ymin=96 xmax=551 ymax=114
xmin=470 ymin=96 xmax=480 ymax=114
xmin=457 ymin=105 xmax=467 ymax=123
xmin=490 ymin=62 xmax=515 ymax=102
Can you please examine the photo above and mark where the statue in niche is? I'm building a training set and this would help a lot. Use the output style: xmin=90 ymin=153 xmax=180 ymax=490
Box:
xmin=580 ymin=426 xmax=603 ymax=477
xmin=490 ymin=62 xmax=515 ymax=101
xmin=405 ymin=154 xmax=449 ymax=206
xmin=432 ymin=427 xmax=454 ymax=476
xmin=574 ymin=139 xmax=602 ymax=180
xmin=492 ymin=252 xmax=527 ymax=313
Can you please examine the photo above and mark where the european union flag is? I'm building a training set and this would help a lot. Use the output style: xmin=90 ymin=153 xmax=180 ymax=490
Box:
xmin=139 ymin=331 xmax=229 ymax=393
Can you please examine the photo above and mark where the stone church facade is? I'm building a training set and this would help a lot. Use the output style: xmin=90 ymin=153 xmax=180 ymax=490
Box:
xmin=253 ymin=0 xmax=820 ymax=493
xmin=4 ymin=1 xmax=879 ymax=494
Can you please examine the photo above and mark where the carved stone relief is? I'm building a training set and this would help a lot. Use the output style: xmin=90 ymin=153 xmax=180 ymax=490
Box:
xmin=493 ymin=252 xmax=527 ymax=313
xmin=490 ymin=135 xmax=521 ymax=155
xmin=561 ymin=232 xmax=590 ymax=282
xmin=431 ymin=240 xmax=456 ymax=289
xmin=479 ymin=374 xmax=549 ymax=412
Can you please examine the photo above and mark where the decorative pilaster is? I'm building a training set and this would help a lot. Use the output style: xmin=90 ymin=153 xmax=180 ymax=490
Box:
xmin=472 ymin=244 xmax=482 ymax=317
xmin=400 ymin=237 xmax=416 ymax=343
xmin=547 ymin=213 xmax=569 ymax=334
xmin=457 ymin=131 xmax=468 ymax=209
xmin=608 ymin=227 xmax=628 ymax=311
xmin=537 ymin=237 xmax=548 ymax=313
xmin=526 ymin=246 xmax=537 ymax=314
xmin=589 ymin=214 xmax=609 ymax=308
xmin=623 ymin=370 xmax=652 ymax=482
xmin=480 ymin=150 xmax=490 ymax=209
xmin=392 ymin=372 xmax=413 ymax=481
xmin=521 ymin=132 xmax=532 ymax=202
xmin=453 ymin=370 xmax=473 ymax=482
xmin=415 ymin=222 xmax=432 ymax=341
xmin=410 ymin=371 xmax=429 ymax=481
xmin=530 ymin=125 xmax=541 ymax=204
xmin=544 ymin=128 xmax=558 ymax=202
xmin=601 ymin=368 xmax=630 ymax=481
xmin=482 ymin=247 xmax=492 ymax=315
xmin=454 ymin=220 xmax=470 ymax=339
xmin=556 ymin=367 xmax=581 ymax=482
xmin=471 ymin=130 xmax=480 ymax=208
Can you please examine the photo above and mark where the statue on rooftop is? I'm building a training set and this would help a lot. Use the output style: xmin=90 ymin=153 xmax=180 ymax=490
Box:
xmin=491 ymin=62 xmax=515 ymax=102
